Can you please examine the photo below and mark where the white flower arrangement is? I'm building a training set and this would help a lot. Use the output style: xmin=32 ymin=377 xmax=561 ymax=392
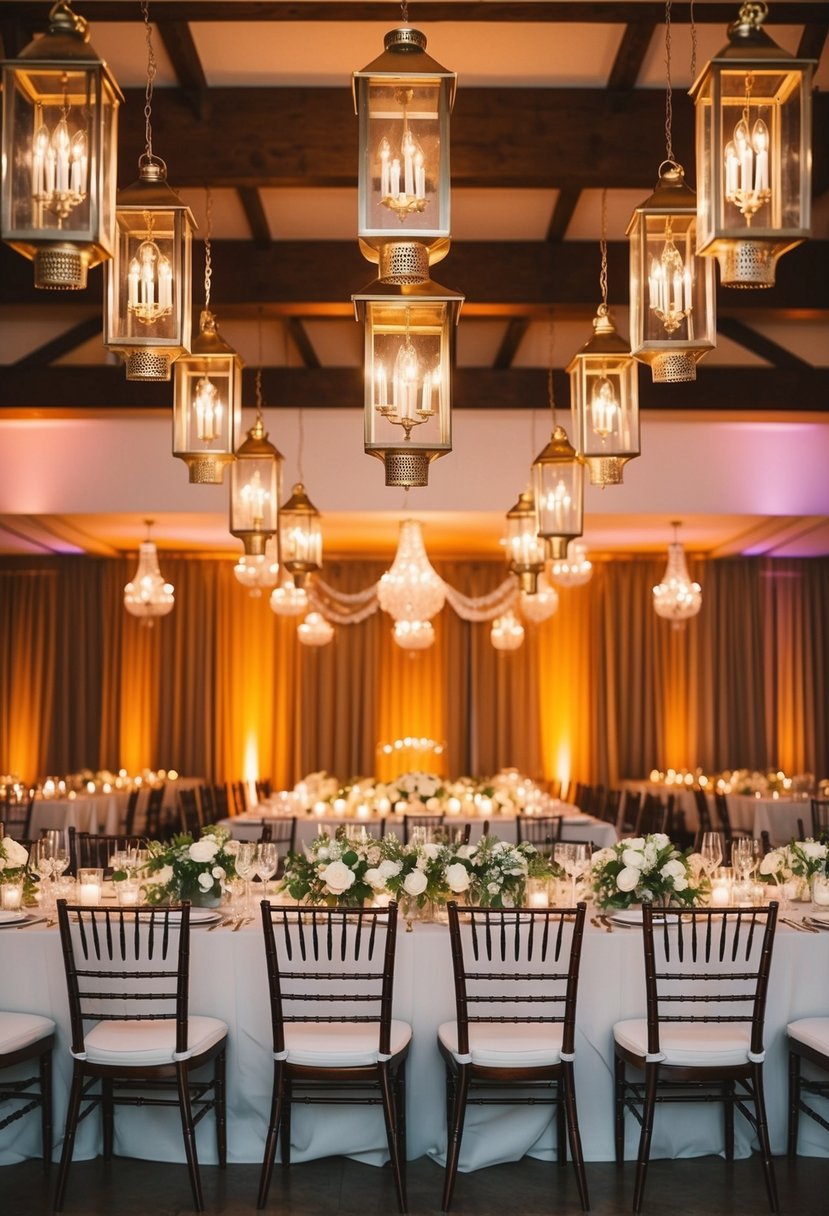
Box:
xmin=590 ymin=834 xmax=704 ymax=911
xmin=0 ymin=835 xmax=29 ymax=880
xmin=137 ymin=825 xmax=239 ymax=905
xmin=380 ymin=772 xmax=447 ymax=811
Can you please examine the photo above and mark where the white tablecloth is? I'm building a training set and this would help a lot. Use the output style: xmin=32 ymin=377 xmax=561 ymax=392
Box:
xmin=27 ymin=779 xmax=205 ymax=841
xmin=1 ymin=910 xmax=827 ymax=1170
xmin=622 ymin=782 xmax=810 ymax=846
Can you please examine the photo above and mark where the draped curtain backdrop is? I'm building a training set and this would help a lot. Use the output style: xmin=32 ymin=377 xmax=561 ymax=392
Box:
xmin=0 ymin=554 xmax=827 ymax=788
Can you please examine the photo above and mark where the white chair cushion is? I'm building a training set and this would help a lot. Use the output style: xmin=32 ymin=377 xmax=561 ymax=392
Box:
xmin=788 ymin=1017 xmax=829 ymax=1059
xmin=614 ymin=1018 xmax=758 ymax=1067
xmin=438 ymin=1020 xmax=565 ymax=1068
xmin=283 ymin=1020 xmax=411 ymax=1067
xmin=83 ymin=1016 xmax=227 ymax=1067
xmin=0 ymin=1011 xmax=55 ymax=1055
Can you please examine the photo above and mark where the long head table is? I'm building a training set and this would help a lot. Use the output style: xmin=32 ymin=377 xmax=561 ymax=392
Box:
xmin=1 ymin=904 xmax=827 ymax=1172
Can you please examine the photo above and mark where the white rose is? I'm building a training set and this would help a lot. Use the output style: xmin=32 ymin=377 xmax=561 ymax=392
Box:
xmin=197 ymin=871 xmax=214 ymax=891
xmin=188 ymin=838 xmax=219 ymax=863
xmin=445 ymin=863 xmax=471 ymax=893
xmin=378 ymin=859 xmax=402 ymax=879
xmin=800 ymin=841 xmax=827 ymax=861
xmin=660 ymin=859 xmax=686 ymax=881
xmin=224 ymin=839 xmax=240 ymax=856
xmin=403 ymin=869 xmax=428 ymax=897
xmin=211 ymin=865 xmax=226 ymax=880
xmin=622 ymin=848 xmax=646 ymax=870
xmin=319 ymin=860 xmax=356 ymax=895
xmin=1 ymin=837 xmax=28 ymax=867
xmin=316 ymin=846 xmax=330 ymax=861
xmin=642 ymin=842 xmax=658 ymax=870
xmin=760 ymin=850 xmax=785 ymax=876
xmin=363 ymin=868 xmax=387 ymax=891
xmin=616 ymin=866 xmax=641 ymax=893
xmin=456 ymin=845 xmax=476 ymax=860
xmin=151 ymin=864 xmax=174 ymax=886
xmin=591 ymin=848 xmax=615 ymax=870
xmin=421 ymin=843 xmax=440 ymax=861
xmin=626 ymin=838 xmax=646 ymax=851
xmin=651 ymin=833 xmax=670 ymax=850
xmin=487 ymin=882 xmax=501 ymax=895
xmin=672 ymin=875 xmax=688 ymax=891
xmin=425 ymin=797 xmax=441 ymax=812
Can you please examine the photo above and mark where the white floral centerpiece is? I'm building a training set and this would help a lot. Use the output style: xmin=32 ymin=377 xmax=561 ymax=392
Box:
xmin=0 ymin=835 xmax=29 ymax=882
xmin=448 ymin=836 xmax=544 ymax=909
xmin=138 ymin=825 xmax=239 ymax=906
xmin=590 ymin=834 xmax=704 ymax=911
xmin=379 ymin=771 xmax=447 ymax=813
xmin=292 ymin=770 xmax=340 ymax=809
xmin=760 ymin=839 xmax=827 ymax=900
xmin=280 ymin=831 xmax=382 ymax=906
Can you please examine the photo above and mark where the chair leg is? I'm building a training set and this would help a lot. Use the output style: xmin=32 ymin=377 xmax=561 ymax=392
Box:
xmin=787 ymin=1050 xmax=801 ymax=1159
xmin=723 ymin=1079 xmax=735 ymax=1161
xmin=53 ymin=1065 xmax=85 ymax=1212
xmin=378 ymin=1060 xmax=408 ymax=1214
xmin=396 ymin=1058 xmax=408 ymax=1166
xmin=556 ymin=1083 xmax=567 ymax=1166
xmin=562 ymin=1061 xmax=590 ymax=1211
xmin=175 ymin=1062 xmax=204 ymax=1212
xmin=280 ymin=1076 xmax=292 ymax=1167
xmin=613 ymin=1051 xmax=626 ymax=1167
xmin=751 ymin=1063 xmax=779 ymax=1213
xmin=101 ymin=1078 xmax=114 ymax=1160
xmin=215 ymin=1049 xmax=227 ymax=1168
xmin=632 ymin=1062 xmax=659 ymax=1214
xmin=257 ymin=1061 xmax=285 ymax=1210
xmin=442 ymin=1063 xmax=470 ymax=1213
xmin=39 ymin=1048 xmax=52 ymax=1173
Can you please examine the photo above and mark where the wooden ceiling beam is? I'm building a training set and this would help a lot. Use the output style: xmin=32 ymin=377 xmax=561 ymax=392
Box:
xmin=156 ymin=20 xmax=210 ymax=118
xmin=285 ymin=317 xmax=320 ymax=370
xmin=798 ymin=23 xmax=829 ymax=59
xmin=14 ymin=316 xmax=102 ymax=369
xmin=546 ymin=186 xmax=582 ymax=243
xmin=716 ymin=317 xmax=812 ymax=369
xmin=607 ymin=22 xmax=658 ymax=91
xmin=237 ymin=187 xmax=273 ymax=248
xmin=492 ymin=318 xmax=530 ymax=370
xmin=2 ymin=365 xmax=826 ymax=413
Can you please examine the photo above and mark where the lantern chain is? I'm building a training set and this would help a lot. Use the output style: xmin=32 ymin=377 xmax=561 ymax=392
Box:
xmin=547 ymin=320 xmax=557 ymax=432
xmin=203 ymin=189 xmax=213 ymax=310
xmin=664 ymin=0 xmax=674 ymax=165
xmin=599 ymin=187 xmax=608 ymax=309
xmin=690 ymin=0 xmax=697 ymax=80
xmin=140 ymin=1 xmax=158 ymax=166
xmin=401 ymin=1 xmax=409 ymax=23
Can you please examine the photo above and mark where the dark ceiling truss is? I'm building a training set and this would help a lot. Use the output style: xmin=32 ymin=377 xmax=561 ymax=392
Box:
xmin=715 ymin=318 xmax=812 ymax=370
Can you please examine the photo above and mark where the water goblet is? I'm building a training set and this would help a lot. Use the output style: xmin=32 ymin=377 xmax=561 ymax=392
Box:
xmin=553 ymin=843 xmax=577 ymax=905
xmin=254 ymin=842 xmax=279 ymax=899
xmin=700 ymin=832 xmax=724 ymax=890
xmin=235 ymin=842 xmax=257 ymax=916
xmin=569 ymin=843 xmax=593 ymax=904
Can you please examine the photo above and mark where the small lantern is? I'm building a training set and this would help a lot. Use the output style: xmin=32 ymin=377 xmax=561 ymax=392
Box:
xmin=1 ymin=1 xmax=122 ymax=289
xmin=172 ymin=309 xmax=241 ymax=484
xmin=104 ymin=159 xmax=195 ymax=381
xmin=504 ymin=489 xmax=545 ymax=594
xmin=627 ymin=162 xmax=717 ymax=383
xmin=568 ymin=306 xmax=640 ymax=487
xmin=230 ymin=406 xmax=283 ymax=557
xmin=353 ymin=276 xmax=463 ymax=488
xmin=532 ymin=425 xmax=585 ymax=562
xmin=353 ymin=25 xmax=455 ymax=284
xmin=279 ymin=483 xmax=323 ymax=589
xmin=690 ymin=2 xmax=816 ymax=287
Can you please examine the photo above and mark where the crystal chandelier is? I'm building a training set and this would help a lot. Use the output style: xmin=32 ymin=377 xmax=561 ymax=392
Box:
xmin=392 ymin=619 xmax=435 ymax=650
xmin=520 ymin=573 xmax=559 ymax=624
xmin=269 ymin=575 xmax=308 ymax=618
xmin=378 ymin=520 xmax=445 ymax=623
xmin=548 ymin=542 xmax=593 ymax=589
xmin=491 ymin=610 xmax=525 ymax=652
xmin=123 ymin=520 xmax=174 ymax=625
xmin=653 ymin=522 xmax=702 ymax=627
xmin=298 ymin=612 xmax=334 ymax=648
xmin=233 ymin=538 xmax=278 ymax=598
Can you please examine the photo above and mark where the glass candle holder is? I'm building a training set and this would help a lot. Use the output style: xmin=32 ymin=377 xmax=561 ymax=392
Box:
xmin=77 ymin=868 xmax=103 ymax=906
xmin=526 ymin=878 xmax=551 ymax=909
xmin=710 ymin=867 xmax=733 ymax=907
xmin=116 ymin=877 xmax=141 ymax=906
xmin=811 ymin=873 xmax=829 ymax=908
xmin=0 ymin=877 xmax=24 ymax=911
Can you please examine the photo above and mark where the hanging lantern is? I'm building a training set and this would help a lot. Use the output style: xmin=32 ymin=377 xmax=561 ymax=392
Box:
xmin=172 ymin=309 xmax=241 ymax=483
xmin=653 ymin=522 xmax=702 ymax=627
xmin=229 ymin=373 xmax=283 ymax=557
xmin=532 ymin=425 xmax=585 ymax=562
xmin=568 ymin=306 xmax=640 ymax=487
xmin=279 ymin=483 xmax=323 ymax=589
xmin=491 ymin=610 xmax=525 ymax=652
xmin=1 ymin=1 xmax=122 ymax=289
xmin=628 ymin=162 xmax=717 ymax=383
xmin=233 ymin=537 xmax=279 ymax=598
xmin=298 ymin=612 xmax=334 ymax=648
xmin=519 ymin=573 xmax=559 ymax=624
xmin=690 ymin=2 xmax=815 ymax=288
xmin=548 ymin=541 xmax=593 ymax=589
xmin=504 ymin=489 xmax=545 ymax=595
xmin=354 ymin=277 xmax=462 ymax=488
xmin=123 ymin=521 xmax=174 ymax=625
xmin=353 ymin=24 xmax=455 ymax=285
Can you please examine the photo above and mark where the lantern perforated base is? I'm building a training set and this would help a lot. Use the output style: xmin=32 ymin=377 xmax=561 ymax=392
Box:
xmin=588 ymin=456 xmax=625 ymax=487
xmin=187 ymin=456 xmax=226 ymax=485
xmin=124 ymin=350 xmax=174 ymax=382
xmin=378 ymin=241 xmax=430 ymax=285
xmin=384 ymin=450 xmax=430 ymax=488
xmin=651 ymin=351 xmax=697 ymax=383
xmin=34 ymin=245 xmax=87 ymax=290
xmin=717 ymin=241 xmax=776 ymax=288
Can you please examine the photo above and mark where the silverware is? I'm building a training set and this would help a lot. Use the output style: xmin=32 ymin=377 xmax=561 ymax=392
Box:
xmin=805 ymin=918 xmax=829 ymax=932
xmin=16 ymin=916 xmax=47 ymax=929
xmin=207 ymin=917 xmax=228 ymax=932
xmin=781 ymin=917 xmax=816 ymax=933
xmin=232 ymin=916 xmax=251 ymax=932
xmin=590 ymin=915 xmax=612 ymax=934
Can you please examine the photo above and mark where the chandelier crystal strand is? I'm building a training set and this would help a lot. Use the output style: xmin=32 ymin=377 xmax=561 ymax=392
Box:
xmin=548 ymin=541 xmax=593 ymax=588
xmin=298 ymin=612 xmax=334 ymax=647
xmin=491 ymin=609 xmax=525 ymax=652
xmin=653 ymin=521 xmax=702 ymax=628
xmin=123 ymin=520 xmax=174 ymax=625
xmin=519 ymin=572 xmax=559 ymax=624
xmin=377 ymin=520 xmax=446 ymax=623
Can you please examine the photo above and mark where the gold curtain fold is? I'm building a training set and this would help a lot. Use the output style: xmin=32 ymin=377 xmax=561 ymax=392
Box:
xmin=0 ymin=564 xmax=57 ymax=781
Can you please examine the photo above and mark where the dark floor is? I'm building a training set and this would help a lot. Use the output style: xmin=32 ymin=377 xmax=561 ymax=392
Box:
xmin=1 ymin=1154 xmax=824 ymax=1216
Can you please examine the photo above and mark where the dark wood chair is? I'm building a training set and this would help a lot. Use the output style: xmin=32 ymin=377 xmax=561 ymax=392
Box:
xmin=143 ymin=783 xmax=167 ymax=839
xmin=402 ymin=814 xmax=444 ymax=844
xmin=253 ymin=816 xmax=296 ymax=874
xmin=693 ymin=788 xmax=714 ymax=834
xmin=811 ymin=798 xmax=829 ymax=839
xmin=599 ymin=787 xmax=623 ymax=828
xmin=515 ymin=813 xmax=564 ymax=855
xmin=613 ymin=903 xmax=779 ymax=1214
xmin=0 ymin=1010 xmax=55 ymax=1170
xmin=231 ymin=781 xmax=248 ymax=816
xmin=213 ymin=783 xmax=230 ymax=819
xmin=1 ymin=792 xmax=35 ymax=841
xmin=122 ymin=788 xmax=140 ymax=836
xmin=634 ymin=793 xmax=668 ymax=837
xmin=713 ymin=791 xmax=751 ymax=845
xmin=66 ymin=828 xmax=141 ymax=877
xmin=787 ymin=1013 xmax=829 ymax=1155
xmin=177 ymin=787 xmax=202 ymax=836
xmin=255 ymin=779 xmax=272 ymax=801
xmin=54 ymin=902 xmax=228 ymax=1212
xmin=439 ymin=901 xmax=589 ymax=1213
xmin=257 ymin=902 xmax=411 ymax=1212
xmin=198 ymin=784 xmax=216 ymax=824
xmin=620 ymin=791 xmax=642 ymax=836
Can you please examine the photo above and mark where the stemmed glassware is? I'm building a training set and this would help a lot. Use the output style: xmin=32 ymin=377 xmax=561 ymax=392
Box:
xmin=700 ymin=831 xmax=725 ymax=903
xmin=569 ymin=843 xmax=593 ymax=904
xmin=553 ymin=842 xmax=576 ymax=905
xmin=254 ymin=843 xmax=279 ymax=901
xmin=234 ymin=841 xmax=257 ymax=916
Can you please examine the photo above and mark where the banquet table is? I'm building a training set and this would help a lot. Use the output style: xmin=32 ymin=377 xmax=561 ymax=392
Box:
xmin=2 ymin=904 xmax=827 ymax=1172
xmin=623 ymin=782 xmax=811 ymax=845
xmin=26 ymin=779 xmax=204 ymax=841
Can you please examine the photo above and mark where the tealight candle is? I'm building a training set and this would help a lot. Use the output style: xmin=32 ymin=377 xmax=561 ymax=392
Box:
xmin=356 ymin=804 xmax=370 ymax=820
xmin=447 ymin=797 xmax=461 ymax=816
xmin=312 ymin=801 xmax=327 ymax=817
xmin=812 ymin=874 xmax=829 ymax=907
xmin=333 ymin=798 xmax=347 ymax=817
xmin=376 ymin=797 xmax=391 ymax=817
xmin=1 ymin=879 xmax=23 ymax=910
xmin=77 ymin=868 xmax=103 ymax=906
xmin=478 ymin=797 xmax=493 ymax=817
xmin=710 ymin=869 xmax=732 ymax=907
xmin=526 ymin=878 xmax=550 ymax=909
xmin=116 ymin=879 xmax=140 ymax=906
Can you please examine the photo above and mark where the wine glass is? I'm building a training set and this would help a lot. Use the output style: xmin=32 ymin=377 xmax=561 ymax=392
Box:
xmin=700 ymin=832 xmax=724 ymax=902
xmin=254 ymin=843 xmax=279 ymax=899
xmin=30 ymin=838 xmax=57 ymax=914
xmin=569 ymin=843 xmax=592 ymax=904
xmin=553 ymin=843 xmax=576 ymax=906
xmin=234 ymin=842 xmax=257 ymax=916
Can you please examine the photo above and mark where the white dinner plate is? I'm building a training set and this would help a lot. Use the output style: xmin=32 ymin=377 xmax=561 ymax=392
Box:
xmin=70 ymin=907 xmax=224 ymax=926
xmin=0 ymin=909 xmax=32 ymax=927
xmin=609 ymin=909 xmax=645 ymax=925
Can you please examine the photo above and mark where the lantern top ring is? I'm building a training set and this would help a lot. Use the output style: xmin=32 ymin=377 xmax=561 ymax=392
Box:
xmin=730 ymin=2 xmax=768 ymax=34
xmin=657 ymin=159 xmax=685 ymax=183
xmin=138 ymin=153 xmax=169 ymax=182
xmin=48 ymin=1 xmax=88 ymax=39
xmin=384 ymin=26 xmax=428 ymax=53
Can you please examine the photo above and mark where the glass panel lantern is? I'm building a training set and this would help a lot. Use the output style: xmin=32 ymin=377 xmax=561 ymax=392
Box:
xmin=504 ymin=489 xmax=545 ymax=594
xmin=690 ymin=2 xmax=815 ymax=287
xmin=173 ymin=309 xmax=241 ymax=485
xmin=1 ymin=1 xmax=122 ymax=289
xmin=532 ymin=425 xmax=585 ymax=562
xmin=353 ymin=276 xmax=463 ymax=488
xmin=104 ymin=160 xmax=195 ymax=381
xmin=279 ymin=483 xmax=323 ymax=588
xmin=229 ymin=415 xmax=283 ymax=557
xmin=627 ymin=162 xmax=717 ymax=384
xmin=353 ymin=26 xmax=455 ymax=284
xmin=567 ymin=306 xmax=640 ymax=487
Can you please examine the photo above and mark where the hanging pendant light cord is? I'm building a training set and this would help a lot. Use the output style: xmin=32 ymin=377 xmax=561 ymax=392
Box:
xmin=547 ymin=320 xmax=557 ymax=431
xmin=255 ymin=309 xmax=265 ymax=425
xmin=203 ymin=188 xmax=212 ymax=309
xmin=140 ymin=1 xmax=159 ymax=167
xmin=664 ymin=0 xmax=674 ymax=164
xmin=599 ymin=187 xmax=608 ymax=309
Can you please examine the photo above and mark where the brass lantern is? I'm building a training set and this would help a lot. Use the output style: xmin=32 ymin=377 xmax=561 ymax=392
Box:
xmin=1 ymin=1 xmax=122 ymax=289
xmin=229 ymin=374 xmax=283 ymax=557
xmin=353 ymin=276 xmax=463 ymax=489
xmin=532 ymin=426 xmax=585 ymax=562
xmin=279 ymin=483 xmax=322 ymax=589
xmin=504 ymin=489 xmax=545 ymax=595
xmin=690 ymin=2 xmax=816 ymax=287
xmin=104 ymin=159 xmax=195 ymax=381
xmin=627 ymin=162 xmax=717 ymax=383
xmin=353 ymin=25 xmax=456 ymax=284
xmin=568 ymin=306 xmax=640 ymax=487
xmin=173 ymin=309 xmax=241 ymax=484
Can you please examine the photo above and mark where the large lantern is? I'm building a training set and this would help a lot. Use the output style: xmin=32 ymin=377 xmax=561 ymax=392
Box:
xmin=627 ymin=162 xmax=717 ymax=383
xmin=104 ymin=159 xmax=195 ymax=381
xmin=353 ymin=25 xmax=455 ymax=284
xmin=279 ymin=483 xmax=323 ymax=589
xmin=532 ymin=426 xmax=585 ymax=562
xmin=353 ymin=276 xmax=462 ymax=488
xmin=229 ymin=375 xmax=283 ymax=557
xmin=690 ymin=1 xmax=815 ymax=287
xmin=172 ymin=308 xmax=241 ymax=484
xmin=568 ymin=306 xmax=640 ymax=487
xmin=1 ymin=1 xmax=122 ymax=290
xmin=504 ymin=489 xmax=545 ymax=594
